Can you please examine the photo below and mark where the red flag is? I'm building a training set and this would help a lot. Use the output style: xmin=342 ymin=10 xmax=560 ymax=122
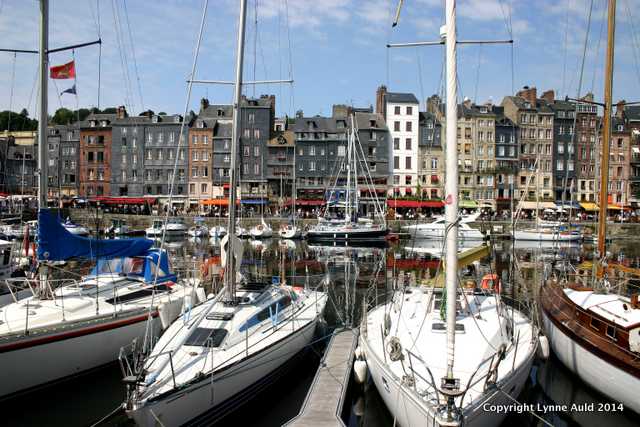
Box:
xmin=50 ymin=60 xmax=76 ymax=79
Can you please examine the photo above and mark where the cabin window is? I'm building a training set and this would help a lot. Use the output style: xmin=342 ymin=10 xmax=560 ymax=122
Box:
xmin=239 ymin=297 xmax=292 ymax=332
xmin=606 ymin=324 xmax=617 ymax=340
xmin=590 ymin=317 xmax=601 ymax=331
xmin=185 ymin=328 xmax=228 ymax=347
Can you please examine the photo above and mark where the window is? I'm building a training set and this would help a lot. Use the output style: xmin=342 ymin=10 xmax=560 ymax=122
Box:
xmin=200 ymin=183 xmax=207 ymax=193
xmin=203 ymin=135 xmax=208 ymax=144
xmin=203 ymin=166 xmax=209 ymax=177
xmin=131 ymin=170 xmax=137 ymax=181
xmin=243 ymin=129 xmax=250 ymax=138
xmin=406 ymin=122 xmax=412 ymax=132
xmin=394 ymin=121 xmax=400 ymax=132
xmin=394 ymin=106 xmax=401 ymax=115
xmin=121 ymin=155 xmax=127 ymax=165
xmin=167 ymin=150 xmax=172 ymax=160
xmin=193 ymin=151 xmax=198 ymax=161
xmin=369 ymin=131 xmax=375 ymax=140
xmin=590 ymin=317 xmax=601 ymax=331
xmin=606 ymin=324 xmax=616 ymax=340
xmin=180 ymin=149 xmax=185 ymax=160
xmin=248 ymin=113 xmax=255 ymax=123
xmin=253 ymin=129 xmax=260 ymax=139
xmin=132 ymin=137 xmax=137 ymax=148
xmin=224 ymin=155 xmax=230 ymax=163
xmin=157 ymin=149 xmax=163 ymax=160
xmin=158 ymin=133 xmax=164 ymax=143
xmin=192 ymin=167 xmax=198 ymax=178
xmin=189 ymin=183 xmax=196 ymax=193
xmin=431 ymin=158 xmax=438 ymax=169
xmin=244 ymin=146 xmax=250 ymax=157
xmin=405 ymin=138 xmax=411 ymax=150
xmin=405 ymin=157 xmax=411 ymax=169
xmin=393 ymin=175 xmax=400 ymax=185
xmin=394 ymin=156 xmax=400 ymax=169
xmin=558 ymin=144 xmax=564 ymax=154
xmin=557 ymin=160 xmax=564 ymax=171
xmin=337 ymin=145 xmax=346 ymax=157
xmin=254 ymin=146 xmax=260 ymax=157
xmin=169 ymin=132 xmax=175 ymax=143
xmin=406 ymin=106 xmax=413 ymax=115
xmin=202 ymin=151 xmax=208 ymax=161
xmin=393 ymin=138 xmax=400 ymax=150
xmin=309 ymin=161 xmax=316 ymax=171
xmin=254 ymin=163 xmax=260 ymax=175
xmin=146 ymin=149 xmax=152 ymax=160
xmin=243 ymin=163 xmax=249 ymax=174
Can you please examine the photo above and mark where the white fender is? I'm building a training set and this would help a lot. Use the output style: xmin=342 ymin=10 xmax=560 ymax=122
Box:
xmin=195 ymin=287 xmax=206 ymax=304
xmin=538 ymin=335 xmax=550 ymax=360
xmin=354 ymin=360 xmax=367 ymax=384
xmin=354 ymin=346 xmax=363 ymax=360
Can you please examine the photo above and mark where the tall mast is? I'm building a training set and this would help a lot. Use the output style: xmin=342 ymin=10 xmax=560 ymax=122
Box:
xmin=226 ymin=0 xmax=248 ymax=299
xmin=598 ymin=0 xmax=616 ymax=255
xmin=345 ymin=117 xmax=352 ymax=224
xmin=444 ymin=0 xmax=459 ymax=379
xmin=38 ymin=0 xmax=49 ymax=209
xmin=292 ymin=141 xmax=296 ymax=225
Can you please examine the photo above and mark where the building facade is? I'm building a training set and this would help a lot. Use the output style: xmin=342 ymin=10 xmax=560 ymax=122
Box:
xmin=79 ymin=113 xmax=116 ymax=197
xmin=418 ymin=111 xmax=444 ymax=200
xmin=376 ymin=86 xmax=419 ymax=196
xmin=575 ymin=97 xmax=599 ymax=202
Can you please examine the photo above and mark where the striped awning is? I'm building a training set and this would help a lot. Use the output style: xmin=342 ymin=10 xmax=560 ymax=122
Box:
xmin=579 ymin=202 xmax=599 ymax=211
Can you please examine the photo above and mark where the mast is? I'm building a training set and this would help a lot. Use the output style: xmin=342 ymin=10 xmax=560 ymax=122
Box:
xmin=226 ymin=0 xmax=248 ymax=300
xmin=444 ymin=0 xmax=459 ymax=379
xmin=38 ymin=0 xmax=49 ymax=210
xmin=597 ymin=0 xmax=616 ymax=255
xmin=292 ymin=142 xmax=296 ymax=226
xmin=345 ymin=118 xmax=352 ymax=224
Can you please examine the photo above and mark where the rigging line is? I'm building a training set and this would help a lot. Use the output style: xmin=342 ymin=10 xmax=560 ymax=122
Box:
xmin=123 ymin=0 xmax=145 ymax=112
xmin=473 ymin=45 xmax=482 ymax=103
xmin=150 ymin=0 xmax=209 ymax=291
xmin=252 ymin=0 xmax=258 ymax=98
xmin=7 ymin=52 xmax=16 ymax=133
xmin=623 ymin=0 xmax=640 ymax=83
xmin=561 ymin=0 xmax=571 ymax=97
xmin=112 ymin=0 xmax=135 ymax=113
xmin=590 ymin=5 xmax=607 ymax=94
xmin=277 ymin=0 xmax=282 ymax=109
xmin=566 ymin=0 xmax=594 ymax=98
xmin=416 ymin=48 xmax=425 ymax=108
xmin=283 ymin=0 xmax=294 ymax=115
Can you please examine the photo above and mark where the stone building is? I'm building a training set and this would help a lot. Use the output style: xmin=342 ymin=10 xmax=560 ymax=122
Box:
xmin=0 ymin=136 xmax=37 ymax=195
xmin=418 ymin=110 xmax=443 ymax=200
xmin=625 ymin=105 xmax=640 ymax=206
xmin=610 ymin=106 xmax=630 ymax=205
xmin=494 ymin=107 xmax=518 ymax=205
xmin=47 ymin=124 xmax=80 ymax=197
xmin=79 ymin=112 xmax=116 ymax=197
xmin=376 ymin=86 xmax=419 ymax=196
xmin=502 ymin=87 xmax=554 ymax=202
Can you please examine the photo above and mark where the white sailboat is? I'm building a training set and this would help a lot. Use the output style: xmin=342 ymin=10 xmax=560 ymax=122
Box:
xmin=0 ymin=1 xmax=201 ymax=398
xmin=62 ymin=217 xmax=90 ymax=236
xmin=249 ymin=217 xmax=273 ymax=238
xmin=403 ymin=212 xmax=485 ymax=240
xmin=122 ymin=2 xmax=327 ymax=424
xmin=361 ymin=2 xmax=538 ymax=425
xmin=306 ymin=115 xmax=388 ymax=243
xmin=188 ymin=217 xmax=209 ymax=238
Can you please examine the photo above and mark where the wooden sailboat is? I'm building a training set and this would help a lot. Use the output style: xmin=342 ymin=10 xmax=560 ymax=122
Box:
xmin=360 ymin=1 xmax=538 ymax=425
xmin=539 ymin=0 xmax=640 ymax=413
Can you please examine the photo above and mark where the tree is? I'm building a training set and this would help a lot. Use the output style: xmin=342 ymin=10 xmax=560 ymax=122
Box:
xmin=51 ymin=108 xmax=75 ymax=125
xmin=102 ymin=107 xmax=117 ymax=114
xmin=158 ymin=112 xmax=167 ymax=115
xmin=19 ymin=108 xmax=29 ymax=117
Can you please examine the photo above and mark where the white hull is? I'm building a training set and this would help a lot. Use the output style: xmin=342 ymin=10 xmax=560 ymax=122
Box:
xmin=278 ymin=226 xmax=301 ymax=239
xmin=64 ymin=225 xmax=90 ymax=236
xmin=407 ymin=227 xmax=484 ymax=240
xmin=128 ymin=319 xmax=319 ymax=426
xmin=514 ymin=229 xmax=581 ymax=241
xmin=209 ymin=226 xmax=228 ymax=238
xmin=250 ymin=225 xmax=273 ymax=239
xmin=0 ymin=288 xmax=32 ymax=307
xmin=542 ymin=310 xmax=640 ymax=413
xmin=188 ymin=227 xmax=209 ymax=238
xmin=0 ymin=313 xmax=161 ymax=398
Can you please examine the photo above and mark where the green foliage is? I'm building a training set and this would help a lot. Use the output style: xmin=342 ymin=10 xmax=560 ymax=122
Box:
xmin=51 ymin=108 xmax=75 ymax=125
xmin=0 ymin=110 xmax=38 ymax=131
xmin=101 ymin=107 xmax=117 ymax=114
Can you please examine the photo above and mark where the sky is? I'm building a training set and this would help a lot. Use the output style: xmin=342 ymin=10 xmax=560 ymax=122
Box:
xmin=1 ymin=0 xmax=640 ymax=121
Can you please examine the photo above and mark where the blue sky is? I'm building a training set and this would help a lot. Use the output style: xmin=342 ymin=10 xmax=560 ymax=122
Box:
xmin=1 ymin=0 xmax=640 ymax=120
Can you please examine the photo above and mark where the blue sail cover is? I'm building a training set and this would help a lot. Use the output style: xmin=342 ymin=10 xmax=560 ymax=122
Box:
xmin=37 ymin=208 xmax=154 ymax=261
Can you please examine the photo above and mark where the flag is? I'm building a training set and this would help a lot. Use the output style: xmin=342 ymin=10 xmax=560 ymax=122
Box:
xmin=60 ymin=84 xmax=77 ymax=96
xmin=50 ymin=60 xmax=76 ymax=79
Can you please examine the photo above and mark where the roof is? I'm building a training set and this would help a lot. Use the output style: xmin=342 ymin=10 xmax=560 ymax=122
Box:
xmin=385 ymin=92 xmax=419 ymax=104
xmin=268 ymin=130 xmax=294 ymax=146
xmin=564 ymin=288 xmax=640 ymax=329
xmin=354 ymin=111 xmax=387 ymax=130
xmin=626 ymin=105 xmax=640 ymax=121
xmin=292 ymin=116 xmax=347 ymax=133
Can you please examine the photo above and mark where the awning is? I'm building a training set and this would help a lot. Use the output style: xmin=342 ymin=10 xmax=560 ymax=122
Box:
xmin=459 ymin=199 xmax=479 ymax=209
xmin=295 ymin=199 xmax=325 ymax=206
xmin=579 ymin=202 xmax=599 ymax=211
xmin=517 ymin=201 xmax=556 ymax=210
xmin=241 ymin=199 xmax=267 ymax=205
xmin=223 ymin=183 xmax=230 ymax=189
xmin=91 ymin=196 xmax=156 ymax=205
xmin=387 ymin=200 xmax=444 ymax=208
xmin=200 ymin=199 xmax=236 ymax=206
xmin=555 ymin=201 xmax=581 ymax=209
xmin=608 ymin=204 xmax=623 ymax=210
xmin=431 ymin=175 xmax=439 ymax=183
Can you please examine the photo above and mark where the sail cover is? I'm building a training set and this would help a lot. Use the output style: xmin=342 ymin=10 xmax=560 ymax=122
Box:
xmin=37 ymin=209 xmax=153 ymax=261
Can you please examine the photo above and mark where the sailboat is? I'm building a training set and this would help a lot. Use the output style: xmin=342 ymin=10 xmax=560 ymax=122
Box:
xmin=361 ymin=2 xmax=538 ymax=425
xmin=539 ymin=0 xmax=640 ymax=413
xmin=306 ymin=115 xmax=388 ymax=244
xmin=188 ymin=216 xmax=209 ymax=237
xmin=122 ymin=2 xmax=327 ymax=424
xmin=403 ymin=211 xmax=485 ymax=240
xmin=0 ymin=1 xmax=200 ymax=398
xmin=279 ymin=146 xmax=301 ymax=239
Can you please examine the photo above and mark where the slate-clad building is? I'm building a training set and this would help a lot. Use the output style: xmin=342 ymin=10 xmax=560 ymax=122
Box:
xmin=418 ymin=110 xmax=443 ymax=200
xmin=546 ymin=95 xmax=577 ymax=202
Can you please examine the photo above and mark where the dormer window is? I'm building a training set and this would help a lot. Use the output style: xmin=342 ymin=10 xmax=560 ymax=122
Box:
xmin=174 ymin=115 xmax=181 ymax=123
xmin=152 ymin=116 xmax=159 ymax=123
xmin=100 ymin=120 xmax=108 ymax=127
xmin=369 ymin=120 xmax=376 ymax=127
xmin=480 ymin=107 xmax=487 ymax=113
xmin=90 ymin=120 xmax=97 ymax=127
xmin=217 ymin=109 xmax=224 ymax=117
xmin=618 ymin=125 xmax=624 ymax=131
xmin=197 ymin=120 xmax=205 ymax=129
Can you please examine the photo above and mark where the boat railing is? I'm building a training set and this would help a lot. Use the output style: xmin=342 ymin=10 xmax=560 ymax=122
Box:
xmin=1 ymin=277 xmax=75 ymax=304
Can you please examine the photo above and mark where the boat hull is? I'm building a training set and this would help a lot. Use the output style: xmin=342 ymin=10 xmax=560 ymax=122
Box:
xmin=362 ymin=331 xmax=536 ymax=427
xmin=405 ymin=228 xmax=484 ymax=240
xmin=127 ymin=319 xmax=319 ymax=427
xmin=0 ymin=311 xmax=161 ymax=399
xmin=541 ymin=307 xmax=640 ymax=413
xmin=514 ymin=230 xmax=581 ymax=241
xmin=306 ymin=228 xmax=388 ymax=243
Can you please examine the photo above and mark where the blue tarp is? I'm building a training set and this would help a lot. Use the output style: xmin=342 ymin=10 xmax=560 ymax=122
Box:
xmin=89 ymin=248 xmax=176 ymax=284
xmin=37 ymin=209 xmax=154 ymax=261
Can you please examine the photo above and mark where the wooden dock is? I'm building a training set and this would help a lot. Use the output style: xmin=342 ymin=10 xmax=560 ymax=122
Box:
xmin=284 ymin=328 xmax=359 ymax=427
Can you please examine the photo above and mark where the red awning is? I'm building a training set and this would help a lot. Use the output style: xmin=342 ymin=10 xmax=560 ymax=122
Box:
xmin=91 ymin=196 xmax=156 ymax=205
xmin=388 ymin=200 xmax=444 ymax=208
xmin=431 ymin=175 xmax=439 ymax=182
xmin=223 ymin=183 xmax=230 ymax=189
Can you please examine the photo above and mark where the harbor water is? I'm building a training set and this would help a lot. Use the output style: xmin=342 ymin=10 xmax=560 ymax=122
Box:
xmin=0 ymin=237 xmax=638 ymax=427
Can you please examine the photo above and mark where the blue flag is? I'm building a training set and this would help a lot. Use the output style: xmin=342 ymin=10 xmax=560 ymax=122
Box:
xmin=60 ymin=84 xmax=76 ymax=96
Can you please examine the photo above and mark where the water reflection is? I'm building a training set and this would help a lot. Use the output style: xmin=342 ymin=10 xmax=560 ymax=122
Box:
xmin=0 ymin=236 xmax=637 ymax=426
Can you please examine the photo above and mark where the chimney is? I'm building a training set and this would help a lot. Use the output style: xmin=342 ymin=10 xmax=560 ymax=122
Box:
xmin=332 ymin=104 xmax=349 ymax=118
xmin=116 ymin=105 xmax=127 ymax=119
xmin=582 ymin=92 xmax=594 ymax=102
xmin=463 ymin=97 xmax=472 ymax=109
xmin=516 ymin=86 xmax=537 ymax=106
xmin=295 ymin=109 xmax=304 ymax=119
xmin=376 ymin=85 xmax=387 ymax=118
xmin=616 ymin=100 xmax=626 ymax=119
xmin=200 ymin=98 xmax=210 ymax=112
xmin=541 ymin=90 xmax=555 ymax=103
